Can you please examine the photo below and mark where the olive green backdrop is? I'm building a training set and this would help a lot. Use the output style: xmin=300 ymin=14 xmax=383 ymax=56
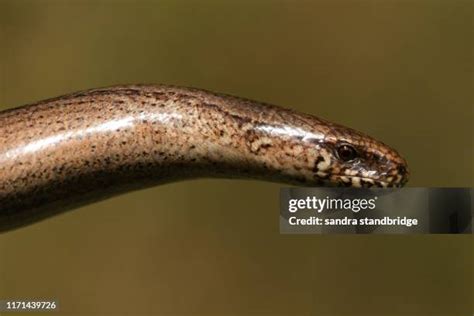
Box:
xmin=0 ymin=0 xmax=472 ymax=315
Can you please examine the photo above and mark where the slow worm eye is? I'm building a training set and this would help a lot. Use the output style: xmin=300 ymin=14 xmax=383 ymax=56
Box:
xmin=336 ymin=144 xmax=358 ymax=162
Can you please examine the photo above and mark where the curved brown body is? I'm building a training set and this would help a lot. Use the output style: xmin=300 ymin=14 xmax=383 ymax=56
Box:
xmin=0 ymin=85 xmax=409 ymax=232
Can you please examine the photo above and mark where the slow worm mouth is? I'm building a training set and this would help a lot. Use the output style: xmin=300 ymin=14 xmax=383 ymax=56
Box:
xmin=329 ymin=174 xmax=405 ymax=188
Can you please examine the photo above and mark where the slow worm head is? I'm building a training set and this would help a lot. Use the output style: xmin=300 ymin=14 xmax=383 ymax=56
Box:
xmin=0 ymin=85 xmax=409 ymax=232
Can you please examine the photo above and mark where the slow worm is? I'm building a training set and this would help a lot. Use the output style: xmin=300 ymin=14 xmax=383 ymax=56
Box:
xmin=0 ymin=85 xmax=409 ymax=232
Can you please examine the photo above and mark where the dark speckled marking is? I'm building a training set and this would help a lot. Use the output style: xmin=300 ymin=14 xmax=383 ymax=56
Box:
xmin=0 ymin=84 xmax=409 ymax=232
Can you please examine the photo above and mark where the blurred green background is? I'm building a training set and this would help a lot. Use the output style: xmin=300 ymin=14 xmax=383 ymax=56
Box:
xmin=0 ymin=0 xmax=472 ymax=315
